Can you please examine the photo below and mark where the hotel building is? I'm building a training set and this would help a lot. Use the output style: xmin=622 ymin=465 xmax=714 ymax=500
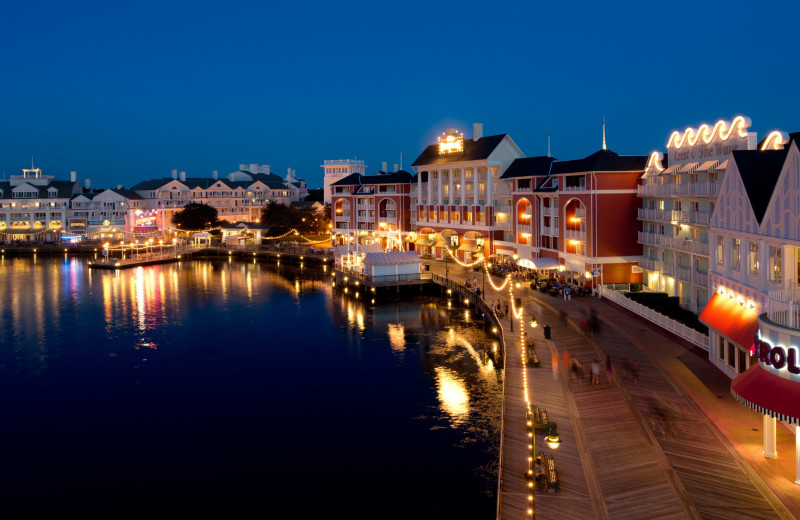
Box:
xmin=323 ymin=159 xmax=367 ymax=205
xmin=696 ymin=132 xmax=800 ymax=483
xmin=501 ymin=146 xmax=647 ymax=284
xmin=410 ymin=124 xmax=523 ymax=260
xmin=0 ymin=167 xmax=83 ymax=242
xmin=330 ymin=167 xmax=413 ymax=251
xmin=637 ymin=116 xmax=759 ymax=313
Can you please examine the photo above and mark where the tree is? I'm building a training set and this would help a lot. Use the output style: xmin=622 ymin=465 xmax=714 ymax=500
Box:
xmin=261 ymin=201 xmax=297 ymax=229
xmin=172 ymin=203 xmax=220 ymax=231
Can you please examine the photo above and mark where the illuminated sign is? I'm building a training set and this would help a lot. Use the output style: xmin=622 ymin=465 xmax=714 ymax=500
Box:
xmin=666 ymin=116 xmax=754 ymax=166
xmin=753 ymin=334 xmax=800 ymax=374
xmin=69 ymin=218 xmax=87 ymax=230
xmin=476 ymin=237 xmax=485 ymax=249
xmin=450 ymin=235 xmax=459 ymax=247
xmin=438 ymin=129 xmax=464 ymax=154
xmin=135 ymin=210 xmax=158 ymax=230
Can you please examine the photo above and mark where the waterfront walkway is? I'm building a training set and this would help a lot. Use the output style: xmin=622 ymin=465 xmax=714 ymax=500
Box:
xmin=424 ymin=259 xmax=800 ymax=520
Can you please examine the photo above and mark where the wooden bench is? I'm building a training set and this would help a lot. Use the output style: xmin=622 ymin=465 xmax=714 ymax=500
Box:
xmin=540 ymin=452 xmax=560 ymax=493
xmin=529 ymin=405 xmax=549 ymax=434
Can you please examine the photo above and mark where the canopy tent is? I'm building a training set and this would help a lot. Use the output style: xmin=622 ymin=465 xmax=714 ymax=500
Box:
xmin=518 ymin=257 xmax=560 ymax=270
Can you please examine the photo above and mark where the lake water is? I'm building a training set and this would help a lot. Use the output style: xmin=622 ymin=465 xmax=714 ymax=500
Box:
xmin=0 ymin=255 xmax=502 ymax=518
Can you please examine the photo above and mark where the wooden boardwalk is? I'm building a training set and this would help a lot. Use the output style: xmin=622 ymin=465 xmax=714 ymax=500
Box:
xmin=455 ymin=262 xmax=798 ymax=520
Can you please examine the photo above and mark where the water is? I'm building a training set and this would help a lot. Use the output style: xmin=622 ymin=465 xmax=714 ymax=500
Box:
xmin=0 ymin=255 xmax=502 ymax=517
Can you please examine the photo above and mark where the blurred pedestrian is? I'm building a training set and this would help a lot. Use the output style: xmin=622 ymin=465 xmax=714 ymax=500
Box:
xmin=552 ymin=351 xmax=560 ymax=381
xmin=605 ymin=355 xmax=614 ymax=382
xmin=590 ymin=360 xmax=600 ymax=385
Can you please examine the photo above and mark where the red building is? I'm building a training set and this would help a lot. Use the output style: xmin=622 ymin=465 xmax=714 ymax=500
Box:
xmin=330 ymin=169 xmax=413 ymax=250
xmin=502 ymin=148 xmax=648 ymax=285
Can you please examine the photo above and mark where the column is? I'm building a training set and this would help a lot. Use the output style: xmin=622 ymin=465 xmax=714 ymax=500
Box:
xmin=473 ymin=168 xmax=479 ymax=205
xmin=417 ymin=170 xmax=423 ymax=218
xmin=448 ymin=170 xmax=453 ymax=211
xmin=764 ymin=414 xmax=777 ymax=459
xmin=460 ymin=169 xmax=466 ymax=206
xmin=796 ymin=425 xmax=800 ymax=485
xmin=436 ymin=170 xmax=442 ymax=205
xmin=487 ymin=166 xmax=494 ymax=208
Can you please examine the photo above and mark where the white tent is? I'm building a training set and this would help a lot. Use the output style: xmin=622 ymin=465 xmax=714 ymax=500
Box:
xmin=361 ymin=251 xmax=422 ymax=281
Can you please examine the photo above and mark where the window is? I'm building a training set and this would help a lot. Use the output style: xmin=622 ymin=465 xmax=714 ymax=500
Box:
xmin=716 ymin=236 xmax=724 ymax=265
xmin=718 ymin=336 xmax=725 ymax=359
xmin=749 ymin=242 xmax=759 ymax=275
xmin=728 ymin=343 xmax=736 ymax=368
xmin=732 ymin=239 xmax=741 ymax=270
xmin=769 ymin=246 xmax=782 ymax=282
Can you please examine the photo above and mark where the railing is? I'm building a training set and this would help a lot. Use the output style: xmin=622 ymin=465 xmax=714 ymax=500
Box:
xmin=639 ymin=257 xmax=658 ymax=271
xmin=767 ymin=287 xmax=800 ymax=329
xmin=694 ymin=271 xmax=708 ymax=288
xmin=676 ymin=265 xmax=691 ymax=282
xmin=541 ymin=206 xmax=555 ymax=217
xmin=600 ymin=286 xmax=709 ymax=350
xmin=574 ymin=207 xmax=586 ymax=218
xmin=564 ymin=228 xmax=586 ymax=241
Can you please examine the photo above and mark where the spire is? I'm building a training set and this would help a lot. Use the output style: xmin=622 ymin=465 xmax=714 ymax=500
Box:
xmin=547 ymin=130 xmax=551 ymax=158
xmin=602 ymin=117 xmax=607 ymax=150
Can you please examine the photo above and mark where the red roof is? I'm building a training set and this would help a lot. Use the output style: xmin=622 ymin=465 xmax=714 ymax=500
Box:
xmin=698 ymin=292 xmax=760 ymax=350
xmin=732 ymin=363 xmax=800 ymax=424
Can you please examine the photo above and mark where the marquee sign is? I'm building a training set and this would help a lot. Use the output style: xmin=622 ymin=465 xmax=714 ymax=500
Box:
xmin=438 ymin=128 xmax=464 ymax=154
xmin=666 ymin=116 xmax=755 ymax=166
xmin=754 ymin=331 xmax=800 ymax=376
xmin=135 ymin=210 xmax=158 ymax=230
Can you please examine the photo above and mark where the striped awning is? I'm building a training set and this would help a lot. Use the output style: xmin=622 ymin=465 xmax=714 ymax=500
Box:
xmin=678 ymin=162 xmax=699 ymax=173
xmin=694 ymin=160 xmax=719 ymax=173
xmin=660 ymin=165 xmax=680 ymax=175
xmin=731 ymin=363 xmax=800 ymax=425
xmin=413 ymin=238 xmax=434 ymax=246
xmin=714 ymin=159 xmax=729 ymax=171
xmin=457 ymin=242 xmax=481 ymax=252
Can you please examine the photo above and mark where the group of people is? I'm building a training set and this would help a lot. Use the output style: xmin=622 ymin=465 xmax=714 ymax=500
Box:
xmin=463 ymin=276 xmax=481 ymax=296
xmin=491 ymin=299 xmax=509 ymax=318
xmin=553 ymin=349 xmax=615 ymax=387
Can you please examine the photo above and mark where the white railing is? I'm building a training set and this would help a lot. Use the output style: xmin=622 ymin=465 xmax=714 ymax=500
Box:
xmin=639 ymin=257 xmax=658 ymax=271
xmin=694 ymin=271 xmax=708 ymax=287
xmin=767 ymin=287 xmax=800 ymax=329
xmin=542 ymin=206 xmax=555 ymax=217
xmin=676 ymin=265 xmax=691 ymax=282
xmin=574 ymin=207 xmax=586 ymax=218
xmin=564 ymin=228 xmax=586 ymax=241
xmin=600 ymin=286 xmax=709 ymax=350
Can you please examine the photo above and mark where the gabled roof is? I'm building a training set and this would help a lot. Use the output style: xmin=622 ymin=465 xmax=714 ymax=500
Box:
xmin=0 ymin=180 xmax=79 ymax=199
xmin=550 ymin=149 xmax=647 ymax=174
xmin=732 ymin=148 xmax=789 ymax=224
xmin=412 ymin=134 xmax=508 ymax=166
xmin=500 ymin=156 xmax=556 ymax=179
xmin=362 ymin=251 xmax=421 ymax=266
xmin=534 ymin=176 xmax=559 ymax=193
xmin=331 ymin=171 xmax=413 ymax=186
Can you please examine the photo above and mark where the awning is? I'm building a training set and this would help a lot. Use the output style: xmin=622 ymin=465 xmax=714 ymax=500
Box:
xmin=678 ymin=162 xmax=699 ymax=173
xmin=714 ymin=159 xmax=729 ymax=171
xmin=518 ymin=257 xmax=560 ymax=270
xmin=698 ymin=292 xmax=760 ymax=350
xmin=457 ymin=243 xmax=481 ymax=252
xmin=694 ymin=160 xmax=719 ymax=173
xmin=565 ymin=259 xmax=585 ymax=273
xmin=732 ymin=363 xmax=800 ymax=424
xmin=413 ymin=238 xmax=433 ymax=246
xmin=660 ymin=165 xmax=680 ymax=175
xmin=404 ymin=235 xmax=416 ymax=242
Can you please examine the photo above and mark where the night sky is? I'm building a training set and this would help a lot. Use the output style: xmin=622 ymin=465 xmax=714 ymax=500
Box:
xmin=1 ymin=0 xmax=798 ymax=189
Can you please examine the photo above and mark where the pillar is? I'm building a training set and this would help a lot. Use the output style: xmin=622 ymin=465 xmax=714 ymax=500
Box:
xmin=764 ymin=414 xmax=777 ymax=459
xmin=460 ymin=169 xmax=466 ymax=206
xmin=487 ymin=166 xmax=494 ymax=208
xmin=473 ymin=168 xmax=479 ymax=206
xmin=448 ymin=169 xmax=453 ymax=210
xmin=436 ymin=170 xmax=442 ymax=206
xmin=795 ymin=424 xmax=800 ymax=486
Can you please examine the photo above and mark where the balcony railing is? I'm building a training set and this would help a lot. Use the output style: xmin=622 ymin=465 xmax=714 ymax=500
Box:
xmin=541 ymin=206 xmax=556 ymax=217
xmin=564 ymin=228 xmax=586 ymax=241
xmin=639 ymin=257 xmax=658 ymax=271
xmin=694 ymin=270 xmax=708 ymax=287
xmin=676 ymin=265 xmax=691 ymax=282
xmin=767 ymin=287 xmax=800 ymax=329
xmin=574 ymin=207 xmax=586 ymax=218
xmin=637 ymin=182 xmax=719 ymax=198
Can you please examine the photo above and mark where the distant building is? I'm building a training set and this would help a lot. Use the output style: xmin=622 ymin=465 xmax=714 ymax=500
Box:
xmin=130 ymin=165 xmax=303 ymax=235
xmin=323 ymin=159 xmax=366 ymax=205
xmin=0 ymin=167 xmax=82 ymax=243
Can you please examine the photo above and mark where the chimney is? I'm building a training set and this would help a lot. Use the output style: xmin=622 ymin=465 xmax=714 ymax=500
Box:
xmin=382 ymin=161 xmax=388 ymax=172
xmin=171 ymin=169 xmax=178 ymax=179
xmin=262 ymin=164 xmax=270 ymax=174
xmin=473 ymin=123 xmax=483 ymax=141
xmin=250 ymin=163 xmax=258 ymax=172
xmin=179 ymin=171 xmax=186 ymax=182
xmin=85 ymin=178 xmax=91 ymax=190
xmin=393 ymin=164 xmax=399 ymax=172
xmin=70 ymin=170 xmax=77 ymax=182
xmin=116 ymin=184 xmax=123 ymax=190
xmin=239 ymin=164 xmax=247 ymax=171
xmin=212 ymin=170 xmax=218 ymax=180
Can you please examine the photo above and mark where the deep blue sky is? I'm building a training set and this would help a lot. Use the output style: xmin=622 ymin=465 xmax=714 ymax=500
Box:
xmin=1 ymin=0 xmax=798 ymax=190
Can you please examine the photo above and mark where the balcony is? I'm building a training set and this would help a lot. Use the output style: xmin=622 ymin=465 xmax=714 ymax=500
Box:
xmin=541 ymin=206 xmax=556 ymax=217
xmin=694 ymin=270 xmax=708 ymax=287
xmin=639 ymin=257 xmax=658 ymax=271
xmin=564 ymin=228 xmax=586 ymax=241
xmin=494 ymin=204 xmax=512 ymax=215
xmin=767 ymin=287 xmax=800 ymax=329
xmin=676 ymin=265 xmax=691 ymax=282
xmin=494 ymin=220 xmax=511 ymax=230
xmin=574 ymin=207 xmax=586 ymax=218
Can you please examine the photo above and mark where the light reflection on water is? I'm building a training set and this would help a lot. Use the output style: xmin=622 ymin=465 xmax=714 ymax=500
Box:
xmin=0 ymin=256 xmax=501 ymax=517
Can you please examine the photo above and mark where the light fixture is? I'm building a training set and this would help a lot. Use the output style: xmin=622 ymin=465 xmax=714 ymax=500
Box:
xmin=545 ymin=425 xmax=561 ymax=449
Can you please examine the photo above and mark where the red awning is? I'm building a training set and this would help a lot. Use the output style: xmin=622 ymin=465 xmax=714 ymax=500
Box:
xmin=731 ymin=363 xmax=800 ymax=424
xmin=698 ymin=293 xmax=759 ymax=351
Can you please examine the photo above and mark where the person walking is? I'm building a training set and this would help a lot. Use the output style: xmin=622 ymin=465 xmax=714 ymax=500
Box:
xmin=504 ymin=301 xmax=509 ymax=317
xmin=590 ymin=359 xmax=600 ymax=385
xmin=552 ymin=351 xmax=560 ymax=382
xmin=564 ymin=286 xmax=571 ymax=301
xmin=605 ymin=355 xmax=614 ymax=382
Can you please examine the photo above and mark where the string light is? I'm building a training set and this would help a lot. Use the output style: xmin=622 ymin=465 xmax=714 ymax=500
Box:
xmin=666 ymin=115 xmax=750 ymax=149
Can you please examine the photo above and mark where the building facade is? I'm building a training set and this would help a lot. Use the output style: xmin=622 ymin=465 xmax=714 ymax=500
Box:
xmin=323 ymin=159 xmax=366 ymax=205
xmin=638 ymin=116 xmax=759 ymax=312
xmin=330 ymin=168 xmax=413 ymax=251
xmin=411 ymin=124 xmax=524 ymax=261
xmin=697 ymin=133 xmax=800 ymax=483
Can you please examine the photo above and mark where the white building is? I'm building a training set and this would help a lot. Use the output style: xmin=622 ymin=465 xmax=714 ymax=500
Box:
xmin=638 ymin=116 xmax=759 ymax=312
xmin=0 ymin=167 xmax=82 ymax=243
xmin=323 ymin=159 xmax=366 ymax=205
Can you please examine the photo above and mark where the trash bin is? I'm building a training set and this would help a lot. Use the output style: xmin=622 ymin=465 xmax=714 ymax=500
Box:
xmin=544 ymin=325 xmax=551 ymax=340
xmin=425 ymin=264 xmax=430 ymax=271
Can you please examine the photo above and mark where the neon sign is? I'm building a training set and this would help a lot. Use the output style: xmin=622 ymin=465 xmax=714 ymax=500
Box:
xmin=753 ymin=333 xmax=800 ymax=374
xmin=438 ymin=129 xmax=464 ymax=154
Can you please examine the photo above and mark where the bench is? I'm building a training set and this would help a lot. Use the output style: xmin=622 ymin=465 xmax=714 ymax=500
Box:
xmin=540 ymin=452 xmax=560 ymax=493
xmin=529 ymin=405 xmax=549 ymax=434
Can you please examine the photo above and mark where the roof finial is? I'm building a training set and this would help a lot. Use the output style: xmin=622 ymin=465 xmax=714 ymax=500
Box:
xmin=547 ymin=130 xmax=551 ymax=158
xmin=31 ymin=156 xmax=35 ymax=169
xmin=602 ymin=117 xmax=607 ymax=150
